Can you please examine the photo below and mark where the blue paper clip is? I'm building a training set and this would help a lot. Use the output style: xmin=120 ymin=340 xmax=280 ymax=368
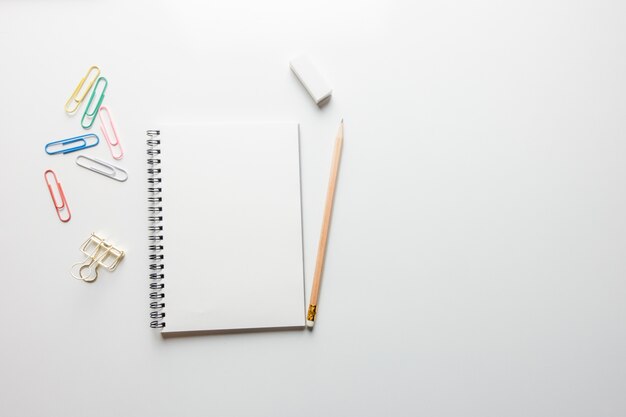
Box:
xmin=81 ymin=77 xmax=108 ymax=129
xmin=45 ymin=134 xmax=100 ymax=155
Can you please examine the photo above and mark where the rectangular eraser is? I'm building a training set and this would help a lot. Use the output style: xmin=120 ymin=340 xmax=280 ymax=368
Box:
xmin=290 ymin=55 xmax=332 ymax=105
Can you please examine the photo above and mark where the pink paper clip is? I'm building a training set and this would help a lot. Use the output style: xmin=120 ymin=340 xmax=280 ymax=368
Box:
xmin=44 ymin=169 xmax=71 ymax=223
xmin=98 ymin=105 xmax=123 ymax=160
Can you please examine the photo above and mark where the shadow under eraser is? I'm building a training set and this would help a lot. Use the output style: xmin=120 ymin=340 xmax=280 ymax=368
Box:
xmin=290 ymin=55 xmax=332 ymax=105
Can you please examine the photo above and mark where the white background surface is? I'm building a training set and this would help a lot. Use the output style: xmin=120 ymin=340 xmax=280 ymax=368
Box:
xmin=1 ymin=1 xmax=625 ymax=416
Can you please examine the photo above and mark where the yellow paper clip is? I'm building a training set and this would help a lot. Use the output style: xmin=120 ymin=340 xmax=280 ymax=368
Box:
xmin=70 ymin=233 xmax=125 ymax=282
xmin=64 ymin=66 xmax=101 ymax=114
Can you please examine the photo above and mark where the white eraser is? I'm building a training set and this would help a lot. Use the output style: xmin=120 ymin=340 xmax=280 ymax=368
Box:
xmin=290 ymin=55 xmax=332 ymax=105
xmin=306 ymin=320 xmax=315 ymax=328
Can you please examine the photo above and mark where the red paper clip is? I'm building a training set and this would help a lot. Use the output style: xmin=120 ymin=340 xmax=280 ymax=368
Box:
xmin=98 ymin=105 xmax=123 ymax=160
xmin=44 ymin=169 xmax=71 ymax=223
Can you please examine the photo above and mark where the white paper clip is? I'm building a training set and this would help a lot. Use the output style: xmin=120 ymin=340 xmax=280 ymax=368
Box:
xmin=75 ymin=155 xmax=128 ymax=182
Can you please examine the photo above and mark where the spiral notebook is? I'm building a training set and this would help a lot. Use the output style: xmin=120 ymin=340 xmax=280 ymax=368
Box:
xmin=146 ymin=123 xmax=306 ymax=335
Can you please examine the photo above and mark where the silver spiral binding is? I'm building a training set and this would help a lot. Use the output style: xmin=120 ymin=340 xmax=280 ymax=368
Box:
xmin=147 ymin=130 xmax=165 ymax=328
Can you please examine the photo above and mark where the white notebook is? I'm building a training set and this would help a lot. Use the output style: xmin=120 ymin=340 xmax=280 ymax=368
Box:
xmin=146 ymin=123 xmax=305 ymax=334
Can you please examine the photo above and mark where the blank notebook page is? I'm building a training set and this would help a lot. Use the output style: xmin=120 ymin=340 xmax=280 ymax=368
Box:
xmin=159 ymin=123 xmax=305 ymax=334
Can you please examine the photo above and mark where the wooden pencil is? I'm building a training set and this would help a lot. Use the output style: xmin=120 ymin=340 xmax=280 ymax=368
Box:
xmin=307 ymin=119 xmax=344 ymax=328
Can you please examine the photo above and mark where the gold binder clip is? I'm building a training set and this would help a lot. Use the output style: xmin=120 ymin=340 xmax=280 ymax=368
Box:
xmin=71 ymin=233 xmax=125 ymax=282
xmin=64 ymin=66 xmax=101 ymax=114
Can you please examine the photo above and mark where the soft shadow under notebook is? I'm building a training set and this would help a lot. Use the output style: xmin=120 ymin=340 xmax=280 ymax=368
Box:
xmin=146 ymin=123 xmax=305 ymax=334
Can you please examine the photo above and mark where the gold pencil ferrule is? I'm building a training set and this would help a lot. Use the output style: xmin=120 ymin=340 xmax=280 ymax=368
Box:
xmin=307 ymin=304 xmax=317 ymax=321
